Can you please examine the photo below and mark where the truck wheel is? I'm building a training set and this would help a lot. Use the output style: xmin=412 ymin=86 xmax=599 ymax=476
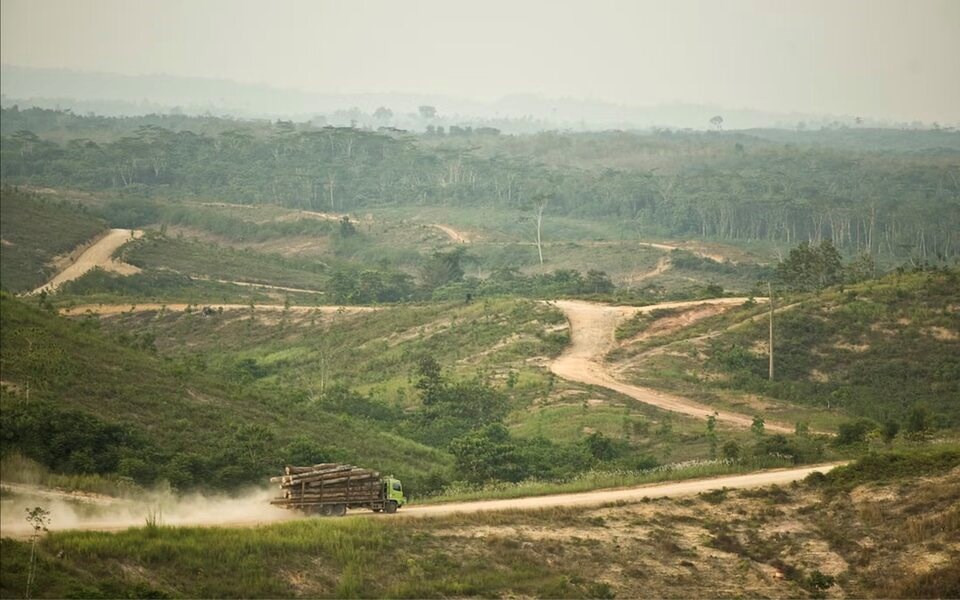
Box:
xmin=317 ymin=505 xmax=332 ymax=517
xmin=330 ymin=504 xmax=347 ymax=517
xmin=372 ymin=508 xmax=382 ymax=513
xmin=384 ymin=501 xmax=398 ymax=514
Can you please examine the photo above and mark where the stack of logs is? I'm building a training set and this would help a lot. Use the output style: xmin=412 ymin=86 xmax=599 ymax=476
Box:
xmin=269 ymin=463 xmax=381 ymax=507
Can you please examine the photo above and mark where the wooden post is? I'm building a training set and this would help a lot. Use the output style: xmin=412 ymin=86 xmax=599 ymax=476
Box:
xmin=768 ymin=282 xmax=775 ymax=381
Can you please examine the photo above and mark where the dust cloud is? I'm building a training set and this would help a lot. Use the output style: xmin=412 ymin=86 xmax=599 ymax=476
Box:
xmin=0 ymin=484 xmax=297 ymax=537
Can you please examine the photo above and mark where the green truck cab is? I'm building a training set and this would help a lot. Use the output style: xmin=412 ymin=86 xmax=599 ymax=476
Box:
xmin=381 ymin=477 xmax=407 ymax=513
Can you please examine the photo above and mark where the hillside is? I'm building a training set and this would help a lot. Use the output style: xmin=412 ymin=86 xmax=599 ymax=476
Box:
xmin=0 ymin=294 xmax=450 ymax=491
xmin=610 ymin=269 xmax=960 ymax=429
xmin=2 ymin=447 xmax=957 ymax=599
xmin=3 ymin=109 xmax=958 ymax=266
xmin=0 ymin=187 xmax=107 ymax=292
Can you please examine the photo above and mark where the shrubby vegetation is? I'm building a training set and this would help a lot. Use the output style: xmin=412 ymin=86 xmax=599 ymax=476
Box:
xmin=0 ymin=186 xmax=107 ymax=292
xmin=3 ymin=109 xmax=958 ymax=262
xmin=663 ymin=268 xmax=960 ymax=426
xmin=0 ymin=294 xmax=450 ymax=491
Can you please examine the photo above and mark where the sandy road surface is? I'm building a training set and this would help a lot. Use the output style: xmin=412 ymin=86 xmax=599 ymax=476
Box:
xmin=0 ymin=463 xmax=841 ymax=537
xmin=431 ymin=223 xmax=471 ymax=243
xmin=59 ymin=303 xmax=376 ymax=316
xmin=549 ymin=299 xmax=793 ymax=433
xmin=29 ymin=229 xmax=144 ymax=295
xmin=637 ymin=241 xmax=729 ymax=263
xmin=399 ymin=462 xmax=841 ymax=517
xmin=207 ymin=279 xmax=326 ymax=295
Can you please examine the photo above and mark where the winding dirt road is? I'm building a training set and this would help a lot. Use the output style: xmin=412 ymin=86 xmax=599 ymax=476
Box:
xmin=0 ymin=462 xmax=841 ymax=536
xmin=549 ymin=299 xmax=793 ymax=433
xmin=637 ymin=241 xmax=729 ymax=263
xmin=29 ymin=229 xmax=144 ymax=295
xmin=59 ymin=303 xmax=375 ymax=316
xmin=399 ymin=462 xmax=839 ymax=517
xmin=431 ymin=223 xmax=471 ymax=243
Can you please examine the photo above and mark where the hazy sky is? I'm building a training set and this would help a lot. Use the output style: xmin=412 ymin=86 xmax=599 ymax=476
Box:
xmin=2 ymin=0 xmax=958 ymax=122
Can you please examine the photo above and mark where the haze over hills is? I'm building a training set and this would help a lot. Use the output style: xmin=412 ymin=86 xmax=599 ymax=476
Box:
xmin=2 ymin=0 xmax=959 ymax=597
xmin=0 ymin=65 xmax=926 ymax=132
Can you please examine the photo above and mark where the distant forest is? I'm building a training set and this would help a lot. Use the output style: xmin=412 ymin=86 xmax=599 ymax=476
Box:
xmin=2 ymin=107 xmax=958 ymax=260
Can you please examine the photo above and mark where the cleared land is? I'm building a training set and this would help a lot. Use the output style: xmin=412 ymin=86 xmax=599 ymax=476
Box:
xmin=29 ymin=228 xmax=143 ymax=295
xmin=550 ymin=298 xmax=793 ymax=433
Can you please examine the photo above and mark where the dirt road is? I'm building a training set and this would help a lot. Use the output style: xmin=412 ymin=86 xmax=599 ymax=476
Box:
xmin=549 ymin=299 xmax=793 ymax=433
xmin=29 ymin=229 xmax=144 ymax=295
xmin=400 ymin=462 xmax=840 ymax=517
xmin=207 ymin=279 xmax=326 ymax=295
xmin=432 ymin=223 xmax=471 ymax=243
xmin=0 ymin=463 xmax=841 ymax=536
xmin=637 ymin=241 xmax=729 ymax=263
xmin=60 ymin=303 xmax=375 ymax=316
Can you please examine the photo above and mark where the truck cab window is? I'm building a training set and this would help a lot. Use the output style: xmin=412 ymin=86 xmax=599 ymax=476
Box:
xmin=392 ymin=482 xmax=402 ymax=491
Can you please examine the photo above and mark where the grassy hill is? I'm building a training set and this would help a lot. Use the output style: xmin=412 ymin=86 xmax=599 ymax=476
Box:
xmin=0 ymin=187 xmax=107 ymax=292
xmin=2 ymin=446 xmax=957 ymax=599
xmin=612 ymin=269 xmax=960 ymax=429
xmin=0 ymin=294 xmax=450 ymax=491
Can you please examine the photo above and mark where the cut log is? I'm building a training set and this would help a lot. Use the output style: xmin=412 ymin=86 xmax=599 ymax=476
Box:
xmin=285 ymin=463 xmax=338 ymax=475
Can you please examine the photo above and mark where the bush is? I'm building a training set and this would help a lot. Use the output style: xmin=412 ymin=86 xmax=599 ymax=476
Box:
xmin=835 ymin=418 xmax=877 ymax=446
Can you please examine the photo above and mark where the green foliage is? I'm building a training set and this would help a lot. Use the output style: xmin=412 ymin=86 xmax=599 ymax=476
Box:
xmin=0 ymin=294 xmax=450 ymax=490
xmin=433 ymin=268 xmax=616 ymax=301
xmin=809 ymin=445 xmax=960 ymax=491
xmin=775 ymin=241 xmax=843 ymax=292
xmin=835 ymin=418 xmax=877 ymax=446
xmin=0 ymin=400 xmax=144 ymax=476
xmin=752 ymin=433 xmax=824 ymax=464
xmin=449 ymin=424 xmax=529 ymax=484
xmin=4 ymin=110 xmax=957 ymax=262
xmin=0 ymin=186 xmax=107 ymax=292
xmin=419 ymin=247 xmax=467 ymax=289
xmin=673 ymin=270 xmax=960 ymax=426
xmin=583 ymin=431 xmax=620 ymax=461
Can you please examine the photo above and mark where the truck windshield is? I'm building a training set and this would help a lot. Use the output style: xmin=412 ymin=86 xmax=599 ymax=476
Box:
xmin=392 ymin=482 xmax=402 ymax=491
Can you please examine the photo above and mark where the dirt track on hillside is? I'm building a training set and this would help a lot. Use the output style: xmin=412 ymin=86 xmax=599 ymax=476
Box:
xmin=59 ymin=303 xmax=375 ymax=316
xmin=399 ymin=462 xmax=840 ymax=517
xmin=549 ymin=299 xmax=793 ymax=433
xmin=637 ymin=241 xmax=729 ymax=263
xmin=0 ymin=463 xmax=841 ymax=536
xmin=431 ymin=223 xmax=471 ymax=243
xmin=29 ymin=229 xmax=144 ymax=295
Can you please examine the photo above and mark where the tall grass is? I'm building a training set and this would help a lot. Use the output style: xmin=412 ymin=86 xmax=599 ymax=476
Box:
xmin=417 ymin=457 xmax=793 ymax=504
xmin=0 ymin=453 xmax=142 ymax=497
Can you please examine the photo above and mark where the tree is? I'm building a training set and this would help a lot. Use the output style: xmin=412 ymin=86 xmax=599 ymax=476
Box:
xmin=449 ymin=424 xmax=526 ymax=483
xmin=881 ymin=420 xmax=900 ymax=443
xmin=835 ymin=419 xmax=876 ymax=445
xmin=584 ymin=270 xmax=614 ymax=294
xmin=583 ymin=431 xmax=618 ymax=461
xmin=722 ymin=440 xmax=741 ymax=460
xmin=751 ymin=415 xmax=765 ymax=437
xmin=418 ymin=105 xmax=437 ymax=119
xmin=709 ymin=115 xmax=724 ymax=131
xmin=905 ymin=404 xmax=930 ymax=437
xmin=420 ymin=247 xmax=466 ymax=289
xmin=531 ymin=194 xmax=550 ymax=267
xmin=414 ymin=355 xmax=443 ymax=400
xmin=338 ymin=216 xmax=357 ymax=237
xmin=373 ymin=106 xmax=393 ymax=121
xmin=846 ymin=252 xmax=876 ymax=283
xmin=706 ymin=412 xmax=718 ymax=458
xmin=776 ymin=241 xmax=843 ymax=292
xmin=24 ymin=506 xmax=50 ymax=599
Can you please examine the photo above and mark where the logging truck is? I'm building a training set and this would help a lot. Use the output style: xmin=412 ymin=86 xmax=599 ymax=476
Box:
xmin=270 ymin=463 xmax=406 ymax=516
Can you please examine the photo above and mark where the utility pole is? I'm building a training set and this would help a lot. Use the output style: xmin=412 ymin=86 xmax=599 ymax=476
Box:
xmin=768 ymin=282 xmax=775 ymax=381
